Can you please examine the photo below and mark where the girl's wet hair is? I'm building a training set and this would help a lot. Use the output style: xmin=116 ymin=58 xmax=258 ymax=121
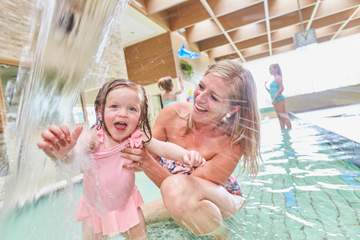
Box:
xmin=157 ymin=76 xmax=174 ymax=92
xmin=94 ymin=78 xmax=152 ymax=142
xmin=205 ymin=60 xmax=261 ymax=175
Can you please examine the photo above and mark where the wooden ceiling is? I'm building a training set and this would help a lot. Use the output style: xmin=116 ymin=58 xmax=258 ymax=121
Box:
xmin=132 ymin=0 xmax=360 ymax=62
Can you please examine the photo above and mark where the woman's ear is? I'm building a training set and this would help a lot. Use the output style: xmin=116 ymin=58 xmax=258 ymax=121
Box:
xmin=230 ymin=106 xmax=240 ymax=115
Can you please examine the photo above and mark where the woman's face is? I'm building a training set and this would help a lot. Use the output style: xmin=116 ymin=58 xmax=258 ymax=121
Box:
xmin=192 ymin=73 xmax=233 ymax=125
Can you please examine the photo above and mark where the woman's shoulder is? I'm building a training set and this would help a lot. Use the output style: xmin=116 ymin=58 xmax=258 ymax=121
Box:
xmin=159 ymin=102 xmax=191 ymax=119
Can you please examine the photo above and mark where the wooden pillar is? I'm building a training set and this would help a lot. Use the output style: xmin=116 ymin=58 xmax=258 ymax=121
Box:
xmin=79 ymin=92 xmax=89 ymax=124
xmin=124 ymin=32 xmax=177 ymax=85
xmin=0 ymin=78 xmax=6 ymax=133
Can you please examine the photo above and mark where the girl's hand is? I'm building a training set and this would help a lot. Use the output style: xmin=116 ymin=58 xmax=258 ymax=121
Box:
xmin=182 ymin=150 xmax=206 ymax=168
xmin=37 ymin=125 xmax=83 ymax=161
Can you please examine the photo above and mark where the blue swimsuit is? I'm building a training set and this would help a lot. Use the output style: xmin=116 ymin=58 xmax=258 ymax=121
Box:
xmin=268 ymin=80 xmax=285 ymax=104
xmin=162 ymin=99 xmax=176 ymax=107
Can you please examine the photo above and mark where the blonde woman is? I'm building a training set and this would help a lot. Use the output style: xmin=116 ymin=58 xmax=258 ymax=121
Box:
xmin=123 ymin=60 xmax=261 ymax=239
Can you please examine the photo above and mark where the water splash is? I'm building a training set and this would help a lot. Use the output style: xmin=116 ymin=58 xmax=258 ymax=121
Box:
xmin=2 ymin=0 xmax=129 ymax=210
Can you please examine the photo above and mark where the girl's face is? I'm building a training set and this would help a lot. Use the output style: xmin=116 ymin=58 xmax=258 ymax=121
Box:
xmin=103 ymin=87 xmax=141 ymax=143
xmin=192 ymin=73 xmax=233 ymax=125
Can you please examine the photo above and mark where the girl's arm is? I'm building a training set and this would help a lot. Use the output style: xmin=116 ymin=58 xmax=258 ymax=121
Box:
xmin=264 ymin=81 xmax=270 ymax=92
xmin=145 ymin=138 xmax=204 ymax=167
xmin=145 ymin=138 xmax=187 ymax=162
xmin=37 ymin=125 xmax=84 ymax=162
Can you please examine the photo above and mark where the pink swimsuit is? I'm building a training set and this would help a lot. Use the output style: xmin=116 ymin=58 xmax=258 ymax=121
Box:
xmin=76 ymin=130 xmax=143 ymax=236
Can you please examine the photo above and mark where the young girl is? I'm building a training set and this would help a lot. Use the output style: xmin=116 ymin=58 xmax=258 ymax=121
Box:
xmin=157 ymin=76 xmax=184 ymax=107
xmin=37 ymin=79 xmax=204 ymax=240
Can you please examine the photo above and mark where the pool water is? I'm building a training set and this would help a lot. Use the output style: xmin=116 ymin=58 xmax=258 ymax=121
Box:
xmin=1 ymin=119 xmax=360 ymax=239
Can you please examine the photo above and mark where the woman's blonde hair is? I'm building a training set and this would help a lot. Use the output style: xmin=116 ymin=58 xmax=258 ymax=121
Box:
xmin=157 ymin=76 xmax=174 ymax=92
xmin=205 ymin=60 xmax=261 ymax=175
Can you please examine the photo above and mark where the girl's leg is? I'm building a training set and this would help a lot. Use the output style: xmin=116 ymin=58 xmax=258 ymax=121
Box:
xmin=142 ymin=199 xmax=171 ymax=223
xmin=277 ymin=100 xmax=292 ymax=129
xmin=126 ymin=208 xmax=147 ymax=240
xmin=274 ymin=101 xmax=290 ymax=129
xmin=273 ymin=106 xmax=285 ymax=129
xmin=82 ymin=223 xmax=103 ymax=240
xmin=160 ymin=174 xmax=245 ymax=239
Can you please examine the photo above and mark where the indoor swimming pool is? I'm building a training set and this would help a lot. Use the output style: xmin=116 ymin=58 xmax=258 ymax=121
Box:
xmin=0 ymin=118 xmax=359 ymax=239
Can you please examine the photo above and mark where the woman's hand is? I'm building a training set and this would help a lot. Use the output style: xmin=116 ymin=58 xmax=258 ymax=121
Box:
xmin=37 ymin=125 xmax=83 ymax=161
xmin=183 ymin=150 xmax=206 ymax=168
xmin=121 ymin=147 xmax=152 ymax=171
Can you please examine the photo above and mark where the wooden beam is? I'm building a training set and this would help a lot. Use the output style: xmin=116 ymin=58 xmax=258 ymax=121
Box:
xmin=241 ymin=44 xmax=268 ymax=57
xmin=264 ymin=0 xmax=272 ymax=55
xmin=272 ymin=38 xmax=293 ymax=48
xmin=306 ymin=0 xmax=321 ymax=31
xmin=271 ymin=24 xmax=303 ymax=42
xmin=129 ymin=2 xmax=170 ymax=30
xmin=145 ymin=0 xmax=188 ymax=14
xmin=316 ymin=0 xmax=360 ymax=19
xmin=197 ymin=35 xmax=228 ymax=51
xmin=269 ymin=0 xmax=316 ymax=18
xmin=312 ymin=8 xmax=357 ymax=29
xmin=186 ymin=19 xmax=222 ymax=42
xmin=332 ymin=6 xmax=360 ymax=40
xmin=214 ymin=53 xmax=239 ymax=62
xmin=245 ymin=52 xmax=269 ymax=62
xmin=270 ymin=5 xmax=314 ymax=30
xmin=345 ymin=17 xmax=360 ymax=29
xmin=0 ymin=58 xmax=19 ymax=66
xmin=199 ymin=0 xmax=246 ymax=62
xmin=208 ymin=0 xmax=263 ymax=17
xmin=208 ymin=44 xmax=235 ymax=59
xmin=235 ymin=34 xmax=268 ymax=49
xmin=218 ymin=2 xmax=265 ymax=31
xmin=168 ymin=0 xmax=210 ymax=31
xmin=228 ymin=21 xmax=266 ymax=42
xmin=316 ymin=23 xmax=342 ymax=38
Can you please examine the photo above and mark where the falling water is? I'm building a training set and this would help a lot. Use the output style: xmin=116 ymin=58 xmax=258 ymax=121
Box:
xmin=2 ymin=0 xmax=129 ymax=210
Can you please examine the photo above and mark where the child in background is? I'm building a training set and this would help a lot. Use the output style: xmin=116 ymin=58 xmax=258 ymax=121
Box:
xmin=157 ymin=76 xmax=184 ymax=107
xmin=265 ymin=63 xmax=292 ymax=130
xmin=37 ymin=79 xmax=205 ymax=240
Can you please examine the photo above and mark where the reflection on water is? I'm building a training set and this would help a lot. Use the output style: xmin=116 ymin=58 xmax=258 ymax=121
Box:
xmin=232 ymin=119 xmax=360 ymax=239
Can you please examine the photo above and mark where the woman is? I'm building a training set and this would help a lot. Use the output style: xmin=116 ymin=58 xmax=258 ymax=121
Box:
xmin=121 ymin=60 xmax=261 ymax=239
xmin=265 ymin=63 xmax=292 ymax=130
xmin=38 ymin=60 xmax=260 ymax=239
xmin=157 ymin=76 xmax=184 ymax=107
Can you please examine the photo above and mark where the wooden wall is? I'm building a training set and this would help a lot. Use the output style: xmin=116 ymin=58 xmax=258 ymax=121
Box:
xmin=124 ymin=32 xmax=177 ymax=85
